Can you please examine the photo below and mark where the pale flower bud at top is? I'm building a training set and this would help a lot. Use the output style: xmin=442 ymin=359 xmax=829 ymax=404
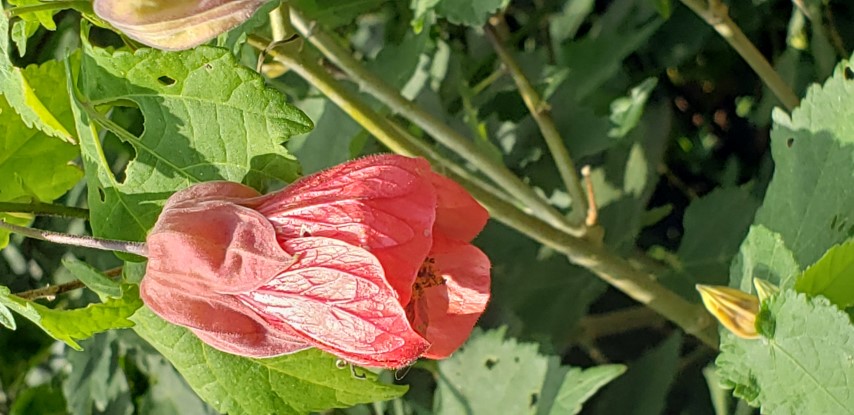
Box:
xmin=93 ymin=0 xmax=268 ymax=51
xmin=696 ymin=284 xmax=760 ymax=340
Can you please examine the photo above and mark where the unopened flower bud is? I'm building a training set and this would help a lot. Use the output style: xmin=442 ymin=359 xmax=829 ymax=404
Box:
xmin=696 ymin=284 xmax=760 ymax=339
xmin=93 ymin=0 xmax=268 ymax=50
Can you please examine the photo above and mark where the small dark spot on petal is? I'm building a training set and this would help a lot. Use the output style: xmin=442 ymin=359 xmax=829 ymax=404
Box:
xmin=845 ymin=66 xmax=854 ymax=81
xmin=157 ymin=76 xmax=176 ymax=86
xmin=786 ymin=138 xmax=794 ymax=148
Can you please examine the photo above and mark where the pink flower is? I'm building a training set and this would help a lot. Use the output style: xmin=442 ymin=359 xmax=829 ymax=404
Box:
xmin=142 ymin=155 xmax=490 ymax=367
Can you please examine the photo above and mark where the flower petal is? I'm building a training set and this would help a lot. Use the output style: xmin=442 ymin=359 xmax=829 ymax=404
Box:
xmin=410 ymin=236 xmax=490 ymax=359
xmin=238 ymin=236 xmax=430 ymax=368
xmin=146 ymin=199 xmax=293 ymax=293
xmin=141 ymin=281 xmax=309 ymax=357
xmin=93 ymin=0 xmax=268 ymax=51
xmin=430 ymin=173 xmax=488 ymax=242
xmin=257 ymin=155 xmax=437 ymax=305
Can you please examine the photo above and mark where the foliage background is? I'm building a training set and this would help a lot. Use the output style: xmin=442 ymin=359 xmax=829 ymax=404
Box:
xmin=1 ymin=0 xmax=853 ymax=414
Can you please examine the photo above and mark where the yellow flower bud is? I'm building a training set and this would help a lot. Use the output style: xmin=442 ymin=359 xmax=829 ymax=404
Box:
xmin=696 ymin=284 xmax=760 ymax=339
xmin=752 ymin=278 xmax=779 ymax=303
xmin=93 ymin=0 xmax=268 ymax=51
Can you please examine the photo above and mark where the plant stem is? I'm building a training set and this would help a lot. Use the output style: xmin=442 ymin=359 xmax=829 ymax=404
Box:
xmin=4 ymin=1 xmax=90 ymax=17
xmin=15 ymin=267 xmax=122 ymax=301
xmin=254 ymin=36 xmax=719 ymax=349
xmin=0 ymin=202 xmax=89 ymax=219
xmin=461 ymin=178 xmax=720 ymax=348
xmin=680 ymin=0 xmax=799 ymax=111
xmin=288 ymin=9 xmax=583 ymax=237
xmin=0 ymin=220 xmax=147 ymax=257
xmin=484 ymin=24 xmax=589 ymax=227
xmin=249 ymin=35 xmax=518 ymax=210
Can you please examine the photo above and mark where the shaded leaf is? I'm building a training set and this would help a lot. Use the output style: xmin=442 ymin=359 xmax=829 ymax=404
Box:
xmin=794 ymin=239 xmax=854 ymax=308
xmin=547 ymin=365 xmax=626 ymax=415
xmin=131 ymin=307 xmax=406 ymax=415
xmin=591 ymin=333 xmax=682 ymax=415
xmin=433 ymin=0 xmax=510 ymax=27
xmin=0 ymin=297 xmax=15 ymax=330
xmin=63 ymin=332 xmax=134 ymax=415
xmin=728 ymin=225 xmax=800 ymax=292
xmin=0 ymin=285 xmax=142 ymax=350
xmin=609 ymin=77 xmax=658 ymax=138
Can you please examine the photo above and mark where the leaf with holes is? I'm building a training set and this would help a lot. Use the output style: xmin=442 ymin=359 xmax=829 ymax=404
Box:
xmin=718 ymin=55 xmax=854 ymax=413
xmin=435 ymin=327 xmax=623 ymax=415
xmin=74 ymin=39 xmax=312 ymax=243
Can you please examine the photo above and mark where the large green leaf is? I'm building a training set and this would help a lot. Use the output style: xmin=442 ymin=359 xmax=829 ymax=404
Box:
xmin=794 ymin=239 xmax=854 ymax=308
xmin=718 ymin=56 xmax=854 ymax=413
xmin=0 ymin=9 xmax=74 ymax=141
xmin=131 ymin=307 xmax=406 ymax=415
xmin=435 ymin=328 xmax=624 ymax=415
xmin=717 ymin=291 xmax=854 ymax=414
xmin=0 ymin=285 xmax=142 ymax=350
xmin=76 ymin=42 xmax=312 ymax=242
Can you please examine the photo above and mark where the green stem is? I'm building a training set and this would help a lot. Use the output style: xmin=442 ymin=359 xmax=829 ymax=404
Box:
xmin=461 ymin=177 xmax=720 ymax=348
xmin=4 ymin=1 xmax=90 ymax=17
xmin=0 ymin=202 xmax=89 ymax=219
xmin=680 ymin=0 xmax=799 ymax=111
xmin=253 ymin=36 xmax=719 ymax=349
xmin=484 ymin=24 xmax=589 ymax=227
xmin=288 ymin=9 xmax=582 ymax=237
xmin=249 ymin=36 xmax=517 ymax=208
xmin=0 ymin=220 xmax=147 ymax=257
xmin=15 ymin=267 xmax=122 ymax=301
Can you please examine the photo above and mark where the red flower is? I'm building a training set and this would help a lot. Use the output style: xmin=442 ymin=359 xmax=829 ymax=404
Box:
xmin=142 ymin=155 xmax=490 ymax=367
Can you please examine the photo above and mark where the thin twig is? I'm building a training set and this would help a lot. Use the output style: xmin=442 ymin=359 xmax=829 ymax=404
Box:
xmin=679 ymin=0 xmax=799 ymax=111
xmin=15 ymin=267 xmax=122 ymax=301
xmin=0 ymin=202 xmax=89 ymax=219
xmin=0 ymin=220 xmax=147 ymax=257
xmin=581 ymin=166 xmax=598 ymax=227
xmin=577 ymin=306 xmax=666 ymax=340
xmin=287 ymin=9 xmax=583 ymax=237
xmin=484 ymin=23 xmax=589 ymax=228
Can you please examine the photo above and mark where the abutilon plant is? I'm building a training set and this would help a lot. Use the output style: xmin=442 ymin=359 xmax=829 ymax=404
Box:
xmin=0 ymin=155 xmax=491 ymax=369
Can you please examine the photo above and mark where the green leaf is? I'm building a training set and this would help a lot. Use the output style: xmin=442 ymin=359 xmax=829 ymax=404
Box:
xmin=291 ymin=0 xmax=387 ymax=28
xmin=753 ymin=61 xmax=854 ymax=268
xmin=435 ymin=327 xmax=554 ymax=414
xmin=10 ymin=384 xmax=67 ymax=415
xmin=795 ymin=239 xmax=854 ymax=308
xmin=591 ymin=333 xmax=682 ymax=415
xmin=663 ymin=186 xmax=760 ymax=296
xmin=62 ymin=257 xmax=123 ymax=299
xmin=728 ymin=225 xmax=800 ymax=292
xmin=716 ymin=290 xmax=854 ymax=414
xmin=130 ymin=307 xmax=406 ymax=415
xmin=0 ymin=10 xmax=75 ymax=141
xmin=609 ymin=77 xmax=658 ymax=138
xmin=62 ymin=332 xmax=134 ymax=415
xmin=0 ymin=297 xmax=15 ymax=330
xmin=74 ymin=43 xmax=312 ymax=243
xmin=0 ymin=285 xmax=142 ymax=350
xmin=0 ymin=71 xmax=82 ymax=248
xmin=434 ymin=0 xmax=510 ymax=27
xmin=547 ymin=365 xmax=626 ymax=415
